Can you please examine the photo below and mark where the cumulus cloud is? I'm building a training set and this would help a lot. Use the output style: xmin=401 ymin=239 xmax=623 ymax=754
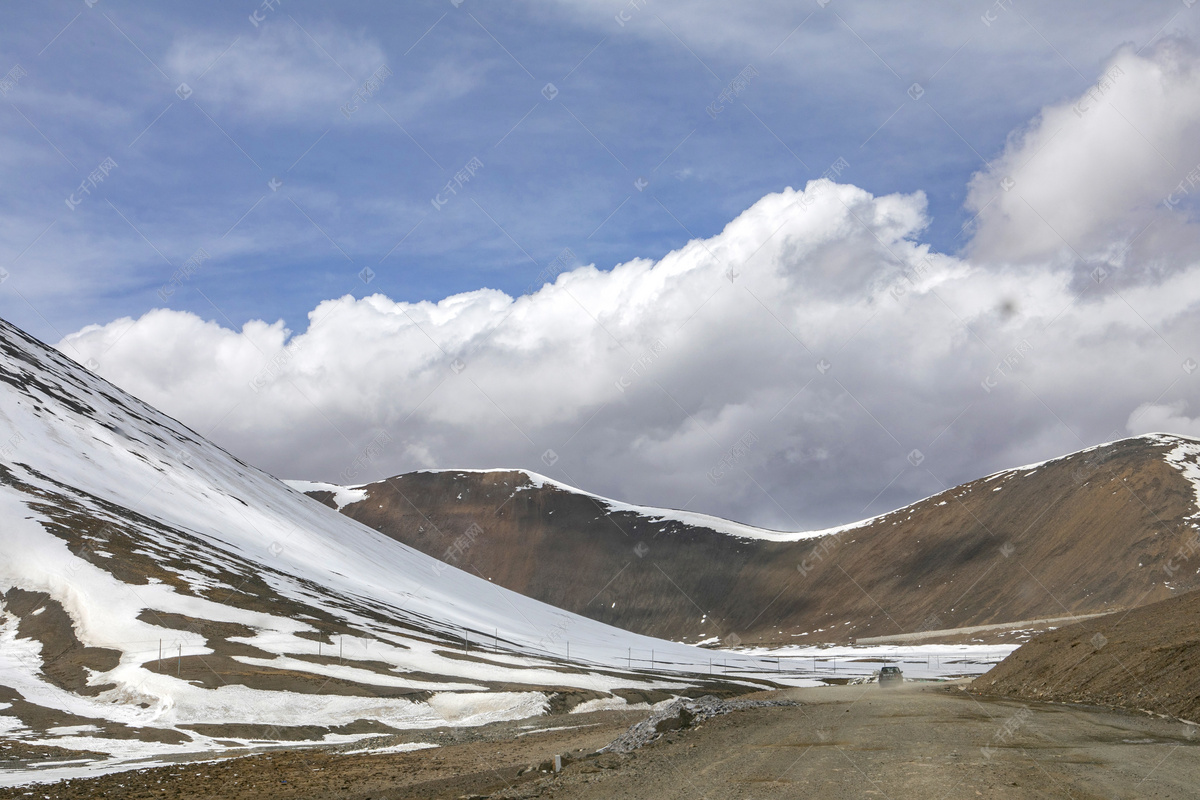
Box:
xmin=61 ymin=43 xmax=1200 ymax=529
xmin=966 ymin=39 xmax=1200 ymax=268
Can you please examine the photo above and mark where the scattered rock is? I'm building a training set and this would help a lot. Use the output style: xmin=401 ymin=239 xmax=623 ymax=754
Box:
xmin=601 ymin=695 xmax=799 ymax=754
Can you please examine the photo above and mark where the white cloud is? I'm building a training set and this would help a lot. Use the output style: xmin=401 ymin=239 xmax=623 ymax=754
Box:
xmin=166 ymin=24 xmax=388 ymax=119
xmin=966 ymin=39 xmax=1200 ymax=266
xmin=58 ymin=40 xmax=1200 ymax=529
xmin=1127 ymin=401 xmax=1200 ymax=437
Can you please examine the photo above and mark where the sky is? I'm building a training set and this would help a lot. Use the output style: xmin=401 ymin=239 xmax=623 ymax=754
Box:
xmin=4 ymin=0 xmax=1200 ymax=529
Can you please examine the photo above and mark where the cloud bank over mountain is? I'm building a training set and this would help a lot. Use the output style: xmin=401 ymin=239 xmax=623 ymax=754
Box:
xmin=61 ymin=42 xmax=1200 ymax=529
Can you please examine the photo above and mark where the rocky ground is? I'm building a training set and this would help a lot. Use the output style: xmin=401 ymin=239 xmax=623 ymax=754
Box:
xmin=972 ymin=588 xmax=1200 ymax=722
xmin=5 ymin=681 xmax=1198 ymax=798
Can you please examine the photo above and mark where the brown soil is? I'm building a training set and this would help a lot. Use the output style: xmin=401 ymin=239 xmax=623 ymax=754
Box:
xmin=316 ymin=436 xmax=1200 ymax=645
xmin=2 ymin=589 xmax=121 ymax=696
xmin=9 ymin=684 xmax=1198 ymax=799
xmin=0 ymin=688 xmax=190 ymax=745
xmin=971 ymin=587 xmax=1200 ymax=722
xmin=0 ymin=708 xmax=650 ymax=800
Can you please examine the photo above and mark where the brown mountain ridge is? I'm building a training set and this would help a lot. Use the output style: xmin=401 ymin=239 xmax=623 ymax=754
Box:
xmin=296 ymin=434 xmax=1200 ymax=646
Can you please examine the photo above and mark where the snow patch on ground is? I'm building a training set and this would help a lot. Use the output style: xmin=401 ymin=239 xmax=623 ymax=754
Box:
xmin=569 ymin=696 xmax=642 ymax=715
xmin=46 ymin=724 xmax=100 ymax=736
xmin=283 ymin=479 xmax=368 ymax=510
xmin=426 ymin=692 xmax=549 ymax=725
xmin=727 ymin=644 xmax=1018 ymax=687
xmin=342 ymin=741 xmax=439 ymax=755
xmin=1163 ymin=437 xmax=1200 ymax=520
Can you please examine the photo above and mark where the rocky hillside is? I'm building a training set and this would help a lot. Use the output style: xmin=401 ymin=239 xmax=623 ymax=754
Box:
xmin=300 ymin=434 xmax=1200 ymax=645
xmin=971 ymin=588 xmax=1200 ymax=723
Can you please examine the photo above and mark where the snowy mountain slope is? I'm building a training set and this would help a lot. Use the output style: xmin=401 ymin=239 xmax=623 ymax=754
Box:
xmin=400 ymin=469 xmax=862 ymax=542
xmin=302 ymin=435 xmax=1200 ymax=645
xmin=0 ymin=318 xmax=779 ymax=784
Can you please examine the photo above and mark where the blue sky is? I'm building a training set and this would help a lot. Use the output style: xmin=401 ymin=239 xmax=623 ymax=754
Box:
xmin=3 ymin=0 xmax=1189 ymax=338
xmin=10 ymin=1 xmax=1200 ymax=527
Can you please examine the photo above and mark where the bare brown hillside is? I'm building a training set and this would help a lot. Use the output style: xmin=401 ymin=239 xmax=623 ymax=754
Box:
xmin=971 ymin=587 xmax=1200 ymax=723
xmin=304 ymin=435 xmax=1200 ymax=646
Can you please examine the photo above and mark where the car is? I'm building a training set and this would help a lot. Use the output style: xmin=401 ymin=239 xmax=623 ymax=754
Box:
xmin=878 ymin=665 xmax=904 ymax=687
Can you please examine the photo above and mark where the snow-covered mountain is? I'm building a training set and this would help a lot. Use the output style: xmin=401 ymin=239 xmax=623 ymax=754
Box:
xmin=0 ymin=319 xmax=777 ymax=784
xmin=298 ymin=435 xmax=1200 ymax=646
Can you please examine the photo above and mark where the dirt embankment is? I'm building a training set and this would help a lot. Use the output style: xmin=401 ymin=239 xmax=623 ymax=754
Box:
xmin=318 ymin=436 xmax=1200 ymax=645
xmin=971 ymin=587 xmax=1200 ymax=722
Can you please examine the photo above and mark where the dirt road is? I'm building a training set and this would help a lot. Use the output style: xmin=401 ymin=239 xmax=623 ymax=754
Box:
xmin=505 ymin=682 xmax=1200 ymax=799
xmin=5 ymin=682 xmax=1198 ymax=798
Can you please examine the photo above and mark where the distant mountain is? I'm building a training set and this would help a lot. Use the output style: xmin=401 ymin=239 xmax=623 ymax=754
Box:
xmin=0 ymin=318 xmax=768 ymax=782
xmin=298 ymin=434 xmax=1200 ymax=645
